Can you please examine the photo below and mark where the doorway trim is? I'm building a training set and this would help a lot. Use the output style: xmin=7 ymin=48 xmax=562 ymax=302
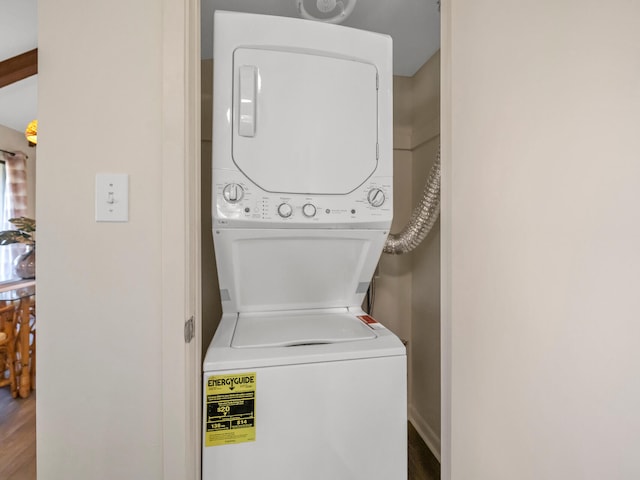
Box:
xmin=160 ymin=0 xmax=202 ymax=478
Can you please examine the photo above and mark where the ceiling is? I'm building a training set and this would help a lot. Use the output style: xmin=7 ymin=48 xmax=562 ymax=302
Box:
xmin=0 ymin=0 xmax=38 ymax=133
xmin=0 ymin=0 xmax=440 ymax=134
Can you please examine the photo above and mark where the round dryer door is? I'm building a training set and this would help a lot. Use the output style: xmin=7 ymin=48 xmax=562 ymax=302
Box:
xmin=232 ymin=48 xmax=379 ymax=195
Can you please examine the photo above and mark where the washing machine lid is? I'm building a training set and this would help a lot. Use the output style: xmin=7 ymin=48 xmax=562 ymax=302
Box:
xmin=232 ymin=47 xmax=379 ymax=195
xmin=204 ymin=311 xmax=405 ymax=371
xmin=214 ymin=229 xmax=388 ymax=313
xmin=232 ymin=310 xmax=376 ymax=348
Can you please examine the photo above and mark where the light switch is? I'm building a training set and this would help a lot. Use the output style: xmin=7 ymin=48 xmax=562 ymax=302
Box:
xmin=96 ymin=174 xmax=129 ymax=222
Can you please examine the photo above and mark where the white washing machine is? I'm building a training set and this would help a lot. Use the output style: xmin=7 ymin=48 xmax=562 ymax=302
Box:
xmin=203 ymin=11 xmax=406 ymax=480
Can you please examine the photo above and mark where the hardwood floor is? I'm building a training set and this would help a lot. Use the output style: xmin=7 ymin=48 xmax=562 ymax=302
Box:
xmin=409 ymin=422 xmax=441 ymax=480
xmin=0 ymin=389 xmax=438 ymax=480
xmin=0 ymin=388 xmax=36 ymax=480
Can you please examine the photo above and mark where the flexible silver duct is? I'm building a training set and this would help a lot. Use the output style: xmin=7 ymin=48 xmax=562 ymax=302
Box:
xmin=383 ymin=146 xmax=441 ymax=254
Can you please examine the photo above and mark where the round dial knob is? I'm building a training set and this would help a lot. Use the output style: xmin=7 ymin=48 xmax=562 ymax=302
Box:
xmin=302 ymin=203 xmax=317 ymax=218
xmin=367 ymin=188 xmax=386 ymax=207
xmin=277 ymin=203 xmax=293 ymax=218
xmin=222 ymin=183 xmax=244 ymax=203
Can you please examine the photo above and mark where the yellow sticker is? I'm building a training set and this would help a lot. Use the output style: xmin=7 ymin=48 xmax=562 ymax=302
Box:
xmin=205 ymin=372 xmax=256 ymax=447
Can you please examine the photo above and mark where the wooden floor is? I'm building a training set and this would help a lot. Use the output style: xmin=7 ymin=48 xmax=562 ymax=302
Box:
xmin=0 ymin=388 xmax=438 ymax=480
xmin=409 ymin=422 xmax=441 ymax=480
xmin=0 ymin=388 xmax=36 ymax=480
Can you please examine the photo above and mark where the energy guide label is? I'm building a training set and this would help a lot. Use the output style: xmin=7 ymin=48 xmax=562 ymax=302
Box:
xmin=205 ymin=372 xmax=256 ymax=447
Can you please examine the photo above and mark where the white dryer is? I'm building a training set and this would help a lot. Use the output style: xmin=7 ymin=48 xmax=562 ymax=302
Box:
xmin=203 ymin=11 xmax=406 ymax=480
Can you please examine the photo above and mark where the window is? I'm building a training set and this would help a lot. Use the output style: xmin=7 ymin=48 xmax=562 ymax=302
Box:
xmin=0 ymin=161 xmax=5 ymax=212
xmin=0 ymin=159 xmax=24 ymax=283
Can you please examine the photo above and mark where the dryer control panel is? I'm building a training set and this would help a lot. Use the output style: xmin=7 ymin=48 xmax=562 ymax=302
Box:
xmin=213 ymin=170 xmax=392 ymax=229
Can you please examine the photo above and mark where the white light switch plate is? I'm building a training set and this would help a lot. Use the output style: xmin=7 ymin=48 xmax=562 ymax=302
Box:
xmin=96 ymin=174 xmax=129 ymax=222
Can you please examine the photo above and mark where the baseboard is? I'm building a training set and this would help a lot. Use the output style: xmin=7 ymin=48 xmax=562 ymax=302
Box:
xmin=408 ymin=404 xmax=441 ymax=462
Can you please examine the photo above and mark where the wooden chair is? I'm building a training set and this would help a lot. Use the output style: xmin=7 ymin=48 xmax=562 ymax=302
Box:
xmin=29 ymin=297 xmax=36 ymax=388
xmin=0 ymin=303 xmax=18 ymax=398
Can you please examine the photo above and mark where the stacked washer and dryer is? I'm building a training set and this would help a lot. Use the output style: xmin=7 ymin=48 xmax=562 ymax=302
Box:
xmin=203 ymin=11 xmax=407 ymax=480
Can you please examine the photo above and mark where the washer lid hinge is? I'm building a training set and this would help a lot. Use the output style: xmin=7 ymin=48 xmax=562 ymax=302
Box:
xmin=184 ymin=316 xmax=194 ymax=343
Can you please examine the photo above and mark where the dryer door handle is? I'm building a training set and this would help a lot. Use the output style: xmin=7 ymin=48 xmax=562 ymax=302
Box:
xmin=238 ymin=65 xmax=257 ymax=137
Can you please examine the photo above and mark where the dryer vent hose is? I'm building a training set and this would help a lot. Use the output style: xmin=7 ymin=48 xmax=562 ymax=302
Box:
xmin=383 ymin=146 xmax=441 ymax=255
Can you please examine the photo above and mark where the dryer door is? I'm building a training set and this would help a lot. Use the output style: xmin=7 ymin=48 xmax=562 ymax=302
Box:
xmin=232 ymin=48 xmax=379 ymax=195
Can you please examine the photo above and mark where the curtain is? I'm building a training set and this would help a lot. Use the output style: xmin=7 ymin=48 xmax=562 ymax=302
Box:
xmin=0 ymin=151 xmax=29 ymax=281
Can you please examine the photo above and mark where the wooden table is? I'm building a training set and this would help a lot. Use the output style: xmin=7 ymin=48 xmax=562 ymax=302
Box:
xmin=0 ymin=280 xmax=35 ymax=398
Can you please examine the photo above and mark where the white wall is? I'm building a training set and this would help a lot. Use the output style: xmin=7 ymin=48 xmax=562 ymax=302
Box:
xmin=201 ymin=59 xmax=222 ymax=352
xmin=36 ymin=1 xmax=192 ymax=478
xmin=375 ymin=59 xmax=442 ymax=458
xmin=407 ymin=52 xmax=441 ymax=458
xmin=443 ymin=1 xmax=640 ymax=479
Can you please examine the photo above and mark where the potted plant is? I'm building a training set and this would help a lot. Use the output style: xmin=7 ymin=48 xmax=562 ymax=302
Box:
xmin=0 ymin=217 xmax=36 ymax=279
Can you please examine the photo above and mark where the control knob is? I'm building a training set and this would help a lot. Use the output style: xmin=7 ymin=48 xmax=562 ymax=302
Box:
xmin=222 ymin=183 xmax=244 ymax=203
xmin=277 ymin=203 xmax=293 ymax=218
xmin=302 ymin=203 xmax=317 ymax=218
xmin=367 ymin=188 xmax=386 ymax=207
